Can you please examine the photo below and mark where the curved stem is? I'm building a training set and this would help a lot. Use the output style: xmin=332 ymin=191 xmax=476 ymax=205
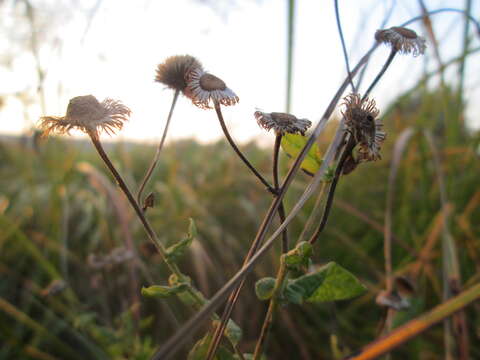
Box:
xmin=253 ymin=256 xmax=288 ymax=360
xmin=273 ymin=134 xmax=289 ymax=253
xmin=308 ymin=136 xmax=355 ymax=245
xmin=89 ymin=135 xmax=172 ymax=268
xmin=137 ymin=89 xmax=179 ymax=207
xmin=363 ymin=49 xmax=397 ymax=101
xmin=334 ymin=0 xmax=355 ymax=93
xmin=152 ymin=43 xmax=375 ymax=360
xmin=214 ymin=102 xmax=276 ymax=194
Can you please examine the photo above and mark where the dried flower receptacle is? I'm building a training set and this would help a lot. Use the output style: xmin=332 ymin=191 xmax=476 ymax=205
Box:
xmin=39 ymin=95 xmax=131 ymax=139
xmin=185 ymin=68 xmax=239 ymax=109
xmin=254 ymin=111 xmax=312 ymax=136
xmin=375 ymin=26 xmax=426 ymax=56
xmin=342 ymin=93 xmax=386 ymax=162
xmin=155 ymin=55 xmax=203 ymax=91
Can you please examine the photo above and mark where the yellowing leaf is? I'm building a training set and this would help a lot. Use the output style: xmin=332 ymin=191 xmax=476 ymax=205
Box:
xmin=281 ymin=133 xmax=322 ymax=176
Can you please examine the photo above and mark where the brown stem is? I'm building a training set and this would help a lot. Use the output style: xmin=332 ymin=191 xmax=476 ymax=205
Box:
xmin=273 ymin=133 xmax=289 ymax=253
xmin=308 ymin=136 xmax=355 ymax=245
xmin=362 ymin=49 xmax=397 ymax=101
xmin=214 ymin=102 xmax=276 ymax=194
xmin=137 ymin=89 xmax=179 ymax=207
xmin=344 ymin=283 xmax=480 ymax=360
xmin=252 ymin=257 xmax=288 ymax=360
xmin=152 ymin=43 xmax=377 ymax=360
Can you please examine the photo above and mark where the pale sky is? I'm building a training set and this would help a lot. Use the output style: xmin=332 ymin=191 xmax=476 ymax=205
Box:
xmin=0 ymin=0 xmax=479 ymax=144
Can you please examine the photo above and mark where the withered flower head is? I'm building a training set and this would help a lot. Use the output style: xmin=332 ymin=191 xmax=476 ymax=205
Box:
xmin=376 ymin=290 xmax=410 ymax=311
xmin=184 ymin=68 xmax=239 ymax=109
xmin=254 ymin=111 xmax=312 ymax=136
xmin=155 ymin=55 xmax=203 ymax=91
xmin=375 ymin=26 xmax=426 ymax=56
xmin=39 ymin=95 xmax=131 ymax=139
xmin=342 ymin=93 xmax=385 ymax=162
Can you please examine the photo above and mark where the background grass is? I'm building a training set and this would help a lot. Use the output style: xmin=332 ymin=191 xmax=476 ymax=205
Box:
xmin=1 ymin=83 xmax=479 ymax=359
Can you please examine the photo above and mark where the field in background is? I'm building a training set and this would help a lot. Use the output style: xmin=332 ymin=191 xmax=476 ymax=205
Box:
xmin=1 ymin=85 xmax=479 ymax=359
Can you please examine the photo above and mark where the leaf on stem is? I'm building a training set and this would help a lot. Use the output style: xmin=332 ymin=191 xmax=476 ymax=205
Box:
xmin=281 ymin=133 xmax=323 ymax=176
xmin=165 ymin=218 xmax=197 ymax=261
xmin=141 ymin=284 xmax=189 ymax=298
xmin=188 ymin=333 xmax=236 ymax=360
xmin=285 ymin=262 xmax=366 ymax=304
xmin=255 ymin=277 xmax=276 ymax=301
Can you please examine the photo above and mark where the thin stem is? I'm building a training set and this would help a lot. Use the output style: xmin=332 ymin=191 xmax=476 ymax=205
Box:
xmin=308 ymin=136 xmax=355 ymax=245
xmin=90 ymin=134 xmax=236 ymax=338
xmin=253 ymin=257 xmax=288 ymax=360
xmin=214 ymin=103 xmax=276 ymax=194
xmin=206 ymin=51 xmax=372 ymax=360
xmin=286 ymin=0 xmax=295 ymax=113
xmin=152 ymin=44 xmax=375 ymax=360
xmin=137 ymin=89 xmax=179 ymax=207
xmin=90 ymin=135 xmax=169 ymax=263
xmin=363 ymin=49 xmax=397 ymax=100
xmin=334 ymin=0 xmax=355 ymax=93
xmin=273 ymin=133 xmax=289 ymax=253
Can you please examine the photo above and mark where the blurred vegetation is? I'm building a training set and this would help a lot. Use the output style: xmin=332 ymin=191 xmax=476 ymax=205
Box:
xmin=1 ymin=84 xmax=479 ymax=359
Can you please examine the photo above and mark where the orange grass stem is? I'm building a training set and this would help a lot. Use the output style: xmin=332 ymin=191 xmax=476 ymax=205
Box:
xmin=344 ymin=282 xmax=480 ymax=360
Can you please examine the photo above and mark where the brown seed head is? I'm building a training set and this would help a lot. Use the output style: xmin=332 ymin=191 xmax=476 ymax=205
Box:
xmin=155 ymin=55 xmax=203 ymax=91
xmin=39 ymin=95 xmax=131 ymax=138
xmin=254 ymin=111 xmax=312 ymax=136
xmin=342 ymin=93 xmax=385 ymax=162
xmin=185 ymin=68 xmax=239 ymax=109
xmin=375 ymin=26 xmax=426 ymax=56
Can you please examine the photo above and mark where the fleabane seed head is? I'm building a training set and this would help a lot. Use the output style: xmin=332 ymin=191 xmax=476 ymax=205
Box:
xmin=184 ymin=68 xmax=239 ymax=109
xmin=39 ymin=95 xmax=131 ymax=139
xmin=375 ymin=26 xmax=426 ymax=56
xmin=254 ymin=111 xmax=312 ymax=136
xmin=155 ymin=55 xmax=203 ymax=91
xmin=342 ymin=93 xmax=385 ymax=162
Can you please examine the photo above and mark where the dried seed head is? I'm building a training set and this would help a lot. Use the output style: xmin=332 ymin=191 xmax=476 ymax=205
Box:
xmin=39 ymin=95 xmax=131 ymax=139
xmin=254 ymin=111 xmax=312 ymax=136
xmin=155 ymin=55 xmax=203 ymax=91
xmin=342 ymin=93 xmax=385 ymax=162
xmin=376 ymin=290 xmax=410 ymax=311
xmin=375 ymin=26 xmax=426 ymax=56
xmin=184 ymin=68 xmax=239 ymax=109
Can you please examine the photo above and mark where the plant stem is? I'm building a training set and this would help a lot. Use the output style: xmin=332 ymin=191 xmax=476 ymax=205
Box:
xmin=308 ymin=136 xmax=355 ymax=245
xmin=286 ymin=0 xmax=295 ymax=113
xmin=152 ymin=43 xmax=376 ymax=360
xmin=214 ymin=102 xmax=276 ymax=194
xmin=363 ymin=49 xmax=397 ymax=101
xmin=273 ymin=134 xmax=289 ymax=253
xmin=137 ymin=89 xmax=179 ymax=207
xmin=344 ymin=283 xmax=480 ymax=360
xmin=334 ymin=0 xmax=355 ymax=93
xmin=252 ymin=256 xmax=288 ymax=360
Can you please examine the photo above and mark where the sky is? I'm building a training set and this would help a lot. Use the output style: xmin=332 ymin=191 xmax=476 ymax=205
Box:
xmin=0 ymin=0 xmax=479 ymax=145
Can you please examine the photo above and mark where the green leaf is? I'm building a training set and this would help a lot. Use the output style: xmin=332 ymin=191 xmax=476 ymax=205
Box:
xmin=188 ymin=333 xmax=236 ymax=360
xmin=141 ymin=284 xmax=188 ymax=298
xmin=165 ymin=218 xmax=197 ymax=261
xmin=287 ymin=262 xmax=366 ymax=303
xmin=281 ymin=133 xmax=322 ymax=175
xmin=283 ymin=282 xmax=305 ymax=305
xmin=211 ymin=319 xmax=242 ymax=347
xmin=284 ymin=241 xmax=313 ymax=266
xmin=255 ymin=277 xmax=276 ymax=300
